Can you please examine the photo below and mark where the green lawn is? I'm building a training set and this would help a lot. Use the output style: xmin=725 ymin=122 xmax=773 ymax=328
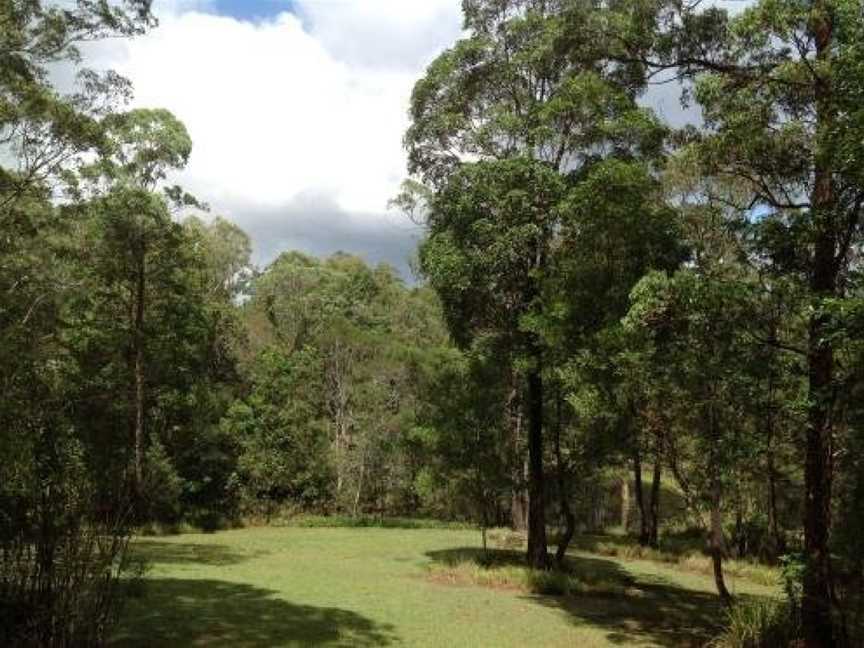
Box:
xmin=112 ymin=526 xmax=776 ymax=647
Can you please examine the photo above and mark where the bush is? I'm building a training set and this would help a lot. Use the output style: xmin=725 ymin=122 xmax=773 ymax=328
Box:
xmin=0 ymin=428 xmax=137 ymax=647
xmin=710 ymin=598 xmax=801 ymax=648
xmin=142 ymin=435 xmax=185 ymax=523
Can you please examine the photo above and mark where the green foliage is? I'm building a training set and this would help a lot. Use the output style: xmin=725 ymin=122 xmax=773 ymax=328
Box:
xmin=224 ymin=348 xmax=332 ymax=513
xmin=710 ymin=599 xmax=801 ymax=648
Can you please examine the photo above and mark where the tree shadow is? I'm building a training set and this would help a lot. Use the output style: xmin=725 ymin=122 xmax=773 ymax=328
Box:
xmin=425 ymin=546 xmax=629 ymax=583
xmin=130 ymin=540 xmax=264 ymax=567
xmin=112 ymin=579 xmax=396 ymax=647
xmin=425 ymin=546 xmax=756 ymax=646
xmin=528 ymin=574 xmax=738 ymax=646
xmin=570 ymin=532 xmax=706 ymax=559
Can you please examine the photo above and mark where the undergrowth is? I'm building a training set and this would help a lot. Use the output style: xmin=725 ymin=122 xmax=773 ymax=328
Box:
xmin=283 ymin=515 xmax=476 ymax=530
xmin=425 ymin=548 xmax=639 ymax=598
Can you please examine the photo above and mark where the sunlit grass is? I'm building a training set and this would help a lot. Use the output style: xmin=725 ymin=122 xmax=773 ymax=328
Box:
xmin=114 ymin=526 xmax=777 ymax=647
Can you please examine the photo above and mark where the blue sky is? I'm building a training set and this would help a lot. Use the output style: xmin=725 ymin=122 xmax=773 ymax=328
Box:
xmin=208 ymin=0 xmax=297 ymax=21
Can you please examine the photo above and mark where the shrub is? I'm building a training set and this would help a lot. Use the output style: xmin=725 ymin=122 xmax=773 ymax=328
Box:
xmin=0 ymin=428 xmax=137 ymax=647
xmin=710 ymin=598 xmax=801 ymax=648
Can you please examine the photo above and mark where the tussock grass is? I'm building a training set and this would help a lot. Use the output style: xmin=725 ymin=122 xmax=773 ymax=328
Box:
xmin=571 ymin=535 xmax=780 ymax=587
xmin=425 ymin=547 xmax=636 ymax=598
xmin=708 ymin=598 xmax=800 ymax=647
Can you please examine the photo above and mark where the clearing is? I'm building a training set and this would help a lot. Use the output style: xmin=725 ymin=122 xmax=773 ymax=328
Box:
xmin=112 ymin=526 xmax=776 ymax=647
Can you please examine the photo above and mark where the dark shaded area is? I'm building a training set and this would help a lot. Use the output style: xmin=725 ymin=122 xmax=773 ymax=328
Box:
xmin=571 ymin=531 xmax=706 ymax=558
xmin=111 ymin=579 xmax=396 ymax=647
xmin=426 ymin=547 xmax=628 ymax=583
xmin=130 ymin=540 xmax=267 ymax=566
xmin=425 ymin=546 xmax=755 ymax=647
xmin=530 ymin=576 xmax=733 ymax=646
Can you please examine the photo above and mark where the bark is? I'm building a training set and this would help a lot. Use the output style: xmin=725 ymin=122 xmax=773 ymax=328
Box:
xmin=507 ymin=384 xmax=528 ymax=531
xmin=802 ymin=5 xmax=838 ymax=645
xmin=512 ymin=462 xmax=528 ymax=531
xmin=634 ymin=447 xmax=650 ymax=546
xmin=620 ymin=478 xmax=630 ymax=533
xmin=709 ymin=407 xmax=732 ymax=605
xmin=648 ymin=451 xmax=662 ymax=549
xmin=764 ymin=362 xmax=786 ymax=560
xmin=710 ymin=481 xmax=732 ymax=606
xmin=353 ymin=458 xmax=366 ymax=518
xmin=525 ymin=361 xmax=548 ymax=570
xmin=553 ymin=388 xmax=574 ymax=567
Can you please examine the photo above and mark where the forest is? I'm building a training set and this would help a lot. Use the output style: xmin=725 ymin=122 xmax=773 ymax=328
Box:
xmin=1 ymin=1 xmax=863 ymax=647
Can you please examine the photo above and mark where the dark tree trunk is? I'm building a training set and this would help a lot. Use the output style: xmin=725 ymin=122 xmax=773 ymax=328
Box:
xmin=766 ymin=450 xmax=785 ymax=559
xmin=802 ymin=5 xmax=837 ymax=645
xmin=709 ymin=448 xmax=732 ymax=605
xmin=764 ymin=370 xmax=786 ymax=561
xmin=526 ymin=362 xmax=548 ymax=570
xmin=508 ymin=385 xmax=528 ymax=531
xmin=648 ymin=449 xmax=662 ymax=549
xmin=710 ymin=500 xmax=732 ymax=606
xmin=634 ymin=447 xmax=649 ymax=546
xmin=553 ymin=386 xmax=574 ymax=567
xmin=620 ymin=478 xmax=630 ymax=533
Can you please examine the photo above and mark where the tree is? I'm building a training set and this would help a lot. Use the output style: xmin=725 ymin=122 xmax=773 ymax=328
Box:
xmin=73 ymin=108 xmax=193 ymax=502
xmin=595 ymin=2 xmax=864 ymax=641
xmin=626 ymin=270 xmax=761 ymax=604
xmin=405 ymin=0 xmax=669 ymax=568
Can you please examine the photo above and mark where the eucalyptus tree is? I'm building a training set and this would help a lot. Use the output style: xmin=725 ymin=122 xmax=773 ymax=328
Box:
xmin=0 ymin=3 xmax=160 ymax=642
xmin=405 ymin=0 xmax=671 ymax=569
xmin=0 ymin=0 xmax=154 ymax=208
xmin=74 ymin=108 xmax=193 ymax=499
xmin=626 ymin=269 xmax=763 ymax=605
xmin=589 ymin=1 xmax=864 ymax=640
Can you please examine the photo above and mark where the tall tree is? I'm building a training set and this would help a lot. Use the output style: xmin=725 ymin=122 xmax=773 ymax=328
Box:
xmin=75 ymin=108 xmax=193 ymax=500
xmin=404 ymin=0 xmax=667 ymax=568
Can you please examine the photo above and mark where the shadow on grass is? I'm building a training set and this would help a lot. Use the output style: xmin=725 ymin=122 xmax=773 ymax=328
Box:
xmin=112 ymin=579 xmax=396 ymax=647
xmin=426 ymin=547 xmax=629 ymax=582
xmin=130 ymin=540 xmax=266 ymax=567
xmin=570 ymin=532 xmax=706 ymax=559
xmin=426 ymin=546 xmax=738 ymax=646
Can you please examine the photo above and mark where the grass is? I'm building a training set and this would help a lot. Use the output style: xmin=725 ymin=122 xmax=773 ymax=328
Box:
xmin=114 ymin=526 xmax=778 ymax=647
xmin=567 ymin=533 xmax=780 ymax=588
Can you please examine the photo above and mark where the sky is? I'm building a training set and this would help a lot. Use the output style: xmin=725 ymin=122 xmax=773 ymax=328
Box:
xmin=76 ymin=0 xmax=730 ymax=279
xmin=79 ymin=0 xmax=466 ymax=278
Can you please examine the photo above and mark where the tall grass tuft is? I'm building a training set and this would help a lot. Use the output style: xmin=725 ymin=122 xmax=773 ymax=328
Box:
xmin=710 ymin=598 xmax=801 ymax=648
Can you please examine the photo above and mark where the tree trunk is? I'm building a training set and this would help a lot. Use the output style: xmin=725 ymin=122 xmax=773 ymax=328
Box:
xmin=508 ymin=384 xmax=528 ymax=531
xmin=710 ymin=485 xmax=732 ymax=606
xmin=634 ymin=448 xmax=649 ymax=546
xmin=525 ymin=363 xmax=548 ymax=570
xmin=709 ymin=436 xmax=732 ymax=605
xmin=512 ymin=463 xmax=528 ymax=531
xmin=648 ymin=453 xmax=662 ymax=549
xmin=620 ymin=477 xmax=630 ymax=533
xmin=132 ymin=247 xmax=146 ymax=503
xmin=764 ymin=371 xmax=785 ymax=560
xmin=802 ymin=5 xmax=837 ymax=645
xmin=353 ymin=459 xmax=366 ymax=518
xmin=553 ymin=386 xmax=574 ymax=567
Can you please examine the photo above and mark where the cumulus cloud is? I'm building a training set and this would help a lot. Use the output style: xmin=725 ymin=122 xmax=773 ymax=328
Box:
xmin=79 ymin=0 xmax=462 ymax=273
xmin=74 ymin=0 xmax=747 ymax=274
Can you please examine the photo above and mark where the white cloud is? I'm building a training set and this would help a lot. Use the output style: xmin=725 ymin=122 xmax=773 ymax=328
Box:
xmin=78 ymin=0 xmax=462 ymax=269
